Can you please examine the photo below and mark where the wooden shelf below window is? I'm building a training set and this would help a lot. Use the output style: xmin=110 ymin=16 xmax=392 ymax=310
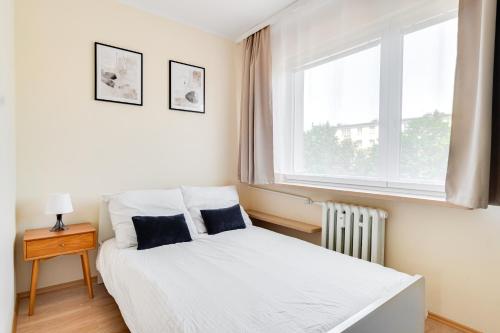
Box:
xmin=247 ymin=210 xmax=321 ymax=234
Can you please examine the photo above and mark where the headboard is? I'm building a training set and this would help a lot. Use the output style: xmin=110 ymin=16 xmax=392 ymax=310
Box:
xmin=98 ymin=194 xmax=115 ymax=244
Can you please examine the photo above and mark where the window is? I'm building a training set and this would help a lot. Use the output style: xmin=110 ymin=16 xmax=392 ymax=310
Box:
xmin=277 ymin=11 xmax=458 ymax=197
xmin=399 ymin=18 xmax=457 ymax=184
xmin=295 ymin=43 xmax=381 ymax=178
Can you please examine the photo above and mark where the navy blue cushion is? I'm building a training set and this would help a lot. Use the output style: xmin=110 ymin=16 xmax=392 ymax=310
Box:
xmin=200 ymin=204 xmax=246 ymax=235
xmin=132 ymin=214 xmax=192 ymax=250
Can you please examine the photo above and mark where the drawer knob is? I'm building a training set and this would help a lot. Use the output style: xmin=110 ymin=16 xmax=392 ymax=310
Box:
xmin=60 ymin=243 xmax=65 ymax=247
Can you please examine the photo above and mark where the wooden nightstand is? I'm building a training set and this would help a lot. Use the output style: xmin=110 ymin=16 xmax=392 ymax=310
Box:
xmin=23 ymin=223 xmax=97 ymax=315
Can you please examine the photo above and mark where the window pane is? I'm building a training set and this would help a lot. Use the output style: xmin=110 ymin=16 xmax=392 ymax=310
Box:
xmin=400 ymin=18 xmax=457 ymax=184
xmin=298 ymin=45 xmax=381 ymax=178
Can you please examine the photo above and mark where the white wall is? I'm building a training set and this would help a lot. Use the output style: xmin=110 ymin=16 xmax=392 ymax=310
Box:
xmin=0 ymin=0 xmax=17 ymax=331
xmin=15 ymin=0 xmax=239 ymax=292
xmin=240 ymin=184 xmax=500 ymax=332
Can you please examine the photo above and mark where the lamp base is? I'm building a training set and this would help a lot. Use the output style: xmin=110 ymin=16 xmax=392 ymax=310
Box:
xmin=50 ymin=214 xmax=67 ymax=232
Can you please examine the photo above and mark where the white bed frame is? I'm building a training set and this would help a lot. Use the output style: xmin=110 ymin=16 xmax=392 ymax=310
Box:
xmin=97 ymin=195 xmax=425 ymax=333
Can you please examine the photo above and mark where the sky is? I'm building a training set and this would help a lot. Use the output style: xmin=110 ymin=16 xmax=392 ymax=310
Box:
xmin=302 ymin=17 xmax=458 ymax=131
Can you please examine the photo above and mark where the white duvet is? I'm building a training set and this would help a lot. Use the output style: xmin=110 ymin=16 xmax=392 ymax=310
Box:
xmin=97 ymin=227 xmax=411 ymax=333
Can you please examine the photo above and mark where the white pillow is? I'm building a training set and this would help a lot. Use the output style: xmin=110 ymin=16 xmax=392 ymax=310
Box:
xmin=108 ymin=189 xmax=198 ymax=248
xmin=181 ymin=185 xmax=252 ymax=234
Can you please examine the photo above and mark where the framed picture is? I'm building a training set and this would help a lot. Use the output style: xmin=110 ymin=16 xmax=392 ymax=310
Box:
xmin=95 ymin=42 xmax=143 ymax=106
xmin=169 ymin=60 xmax=205 ymax=113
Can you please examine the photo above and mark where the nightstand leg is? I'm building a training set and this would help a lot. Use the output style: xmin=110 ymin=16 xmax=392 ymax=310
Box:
xmin=28 ymin=259 xmax=40 ymax=316
xmin=81 ymin=250 xmax=93 ymax=299
xmin=80 ymin=254 xmax=88 ymax=287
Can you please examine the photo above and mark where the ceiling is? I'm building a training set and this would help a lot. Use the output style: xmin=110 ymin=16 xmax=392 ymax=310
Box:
xmin=119 ymin=0 xmax=296 ymax=41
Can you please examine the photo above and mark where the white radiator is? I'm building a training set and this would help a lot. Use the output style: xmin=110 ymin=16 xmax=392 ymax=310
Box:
xmin=321 ymin=202 xmax=387 ymax=265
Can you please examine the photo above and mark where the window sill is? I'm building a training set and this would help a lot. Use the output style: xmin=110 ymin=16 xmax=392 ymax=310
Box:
xmin=271 ymin=177 xmax=461 ymax=208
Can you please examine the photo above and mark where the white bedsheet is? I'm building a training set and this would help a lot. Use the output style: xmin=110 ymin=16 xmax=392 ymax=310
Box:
xmin=97 ymin=227 xmax=412 ymax=333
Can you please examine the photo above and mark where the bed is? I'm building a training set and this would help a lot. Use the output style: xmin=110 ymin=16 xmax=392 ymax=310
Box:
xmin=96 ymin=194 xmax=425 ymax=333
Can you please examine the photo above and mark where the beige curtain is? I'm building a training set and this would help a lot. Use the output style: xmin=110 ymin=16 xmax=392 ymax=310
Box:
xmin=239 ymin=26 xmax=274 ymax=184
xmin=446 ymin=0 xmax=497 ymax=208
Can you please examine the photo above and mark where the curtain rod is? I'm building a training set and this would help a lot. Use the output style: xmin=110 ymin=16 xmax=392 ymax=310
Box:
xmin=234 ymin=0 xmax=302 ymax=42
xmin=248 ymin=185 xmax=324 ymax=206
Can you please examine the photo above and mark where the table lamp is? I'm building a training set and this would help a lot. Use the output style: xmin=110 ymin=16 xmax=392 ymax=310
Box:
xmin=45 ymin=193 xmax=74 ymax=231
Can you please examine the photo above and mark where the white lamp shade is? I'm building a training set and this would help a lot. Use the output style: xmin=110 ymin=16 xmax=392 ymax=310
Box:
xmin=45 ymin=193 xmax=74 ymax=215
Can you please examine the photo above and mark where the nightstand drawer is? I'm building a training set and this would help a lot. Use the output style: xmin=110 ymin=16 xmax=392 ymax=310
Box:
xmin=25 ymin=232 xmax=95 ymax=259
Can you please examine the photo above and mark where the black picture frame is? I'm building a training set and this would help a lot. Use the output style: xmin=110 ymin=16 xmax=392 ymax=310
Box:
xmin=169 ymin=60 xmax=205 ymax=114
xmin=95 ymin=42 xmax=143 ymax=106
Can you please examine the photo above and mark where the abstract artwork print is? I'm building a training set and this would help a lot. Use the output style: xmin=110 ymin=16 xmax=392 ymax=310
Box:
xmin=95 ymin=43 xmax=143 ymax=106
xmin=169 ymin=60 xmax=205 ymax=113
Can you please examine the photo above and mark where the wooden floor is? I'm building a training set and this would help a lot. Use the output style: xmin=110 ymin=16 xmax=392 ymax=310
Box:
xmin=15 ymin=282 xmax=465 ymax=333
xmin=16 ymin=283 xmax=128 ymax=333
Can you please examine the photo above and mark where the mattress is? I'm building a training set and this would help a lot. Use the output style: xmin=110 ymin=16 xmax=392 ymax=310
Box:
xmin=97 ymin=226 xmax=412 ymax=333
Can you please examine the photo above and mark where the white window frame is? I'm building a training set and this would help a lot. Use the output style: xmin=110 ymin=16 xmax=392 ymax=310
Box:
xmin=277 ymin=9 xmax=458 ymax=199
